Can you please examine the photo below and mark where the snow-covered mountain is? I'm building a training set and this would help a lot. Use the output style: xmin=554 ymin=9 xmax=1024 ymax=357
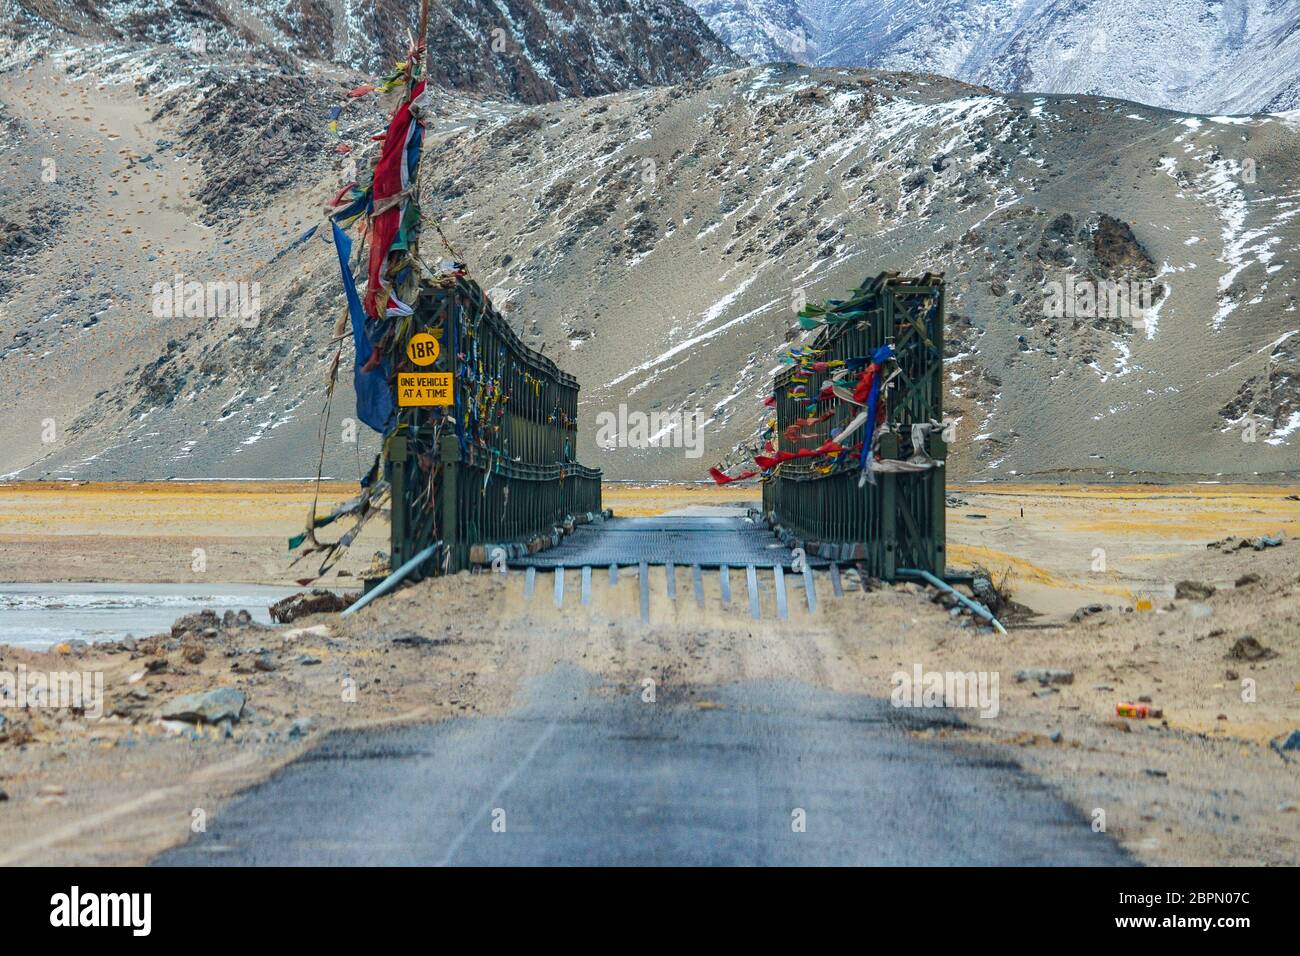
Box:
xmin=687 ymin=0 xmax=1300 ymax=114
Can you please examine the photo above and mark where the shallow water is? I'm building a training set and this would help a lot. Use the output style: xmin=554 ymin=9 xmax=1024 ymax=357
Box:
xmin=0 ymin=583 xmax=333 ymax=650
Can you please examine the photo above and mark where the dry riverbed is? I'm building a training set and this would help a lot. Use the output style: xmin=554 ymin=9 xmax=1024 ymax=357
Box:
xmin=0 ymin=481 xmax=1296 ymax=865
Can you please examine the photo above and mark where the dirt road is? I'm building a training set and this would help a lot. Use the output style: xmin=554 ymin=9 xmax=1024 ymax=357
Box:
xmin=156 ymin=665 xmax=1130 ymax=866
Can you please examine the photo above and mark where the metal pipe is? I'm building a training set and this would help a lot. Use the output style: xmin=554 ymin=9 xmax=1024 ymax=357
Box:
xmin=341 ymin=543 xmax=439 ymax=617
xmin=896 ymin=567 xmax=1007 ymax=634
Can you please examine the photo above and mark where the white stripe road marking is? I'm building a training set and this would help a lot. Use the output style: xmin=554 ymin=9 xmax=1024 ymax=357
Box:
xmin=435 ymin=720 xmax=559 ymax=867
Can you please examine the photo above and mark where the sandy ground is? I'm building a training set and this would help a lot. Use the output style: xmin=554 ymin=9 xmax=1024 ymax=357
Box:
xmin=0 ymin=481 xmax=387 ymax=584
xmin=0 ymin=481 xmax=1296 ymax=865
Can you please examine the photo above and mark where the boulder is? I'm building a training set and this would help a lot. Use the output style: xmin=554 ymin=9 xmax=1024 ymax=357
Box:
xmin=160 ymin=687 xmax=246 ymax=725
xmin=270 ymin=589 xmax=352 ymax=623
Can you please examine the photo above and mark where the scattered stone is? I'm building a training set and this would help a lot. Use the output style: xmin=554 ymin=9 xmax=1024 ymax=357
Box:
xmin=296 ymin=656 xmax=322 ymax=666
xmin=1015 ymin=668 xmax=1074 ymax=686
xmin=1226 ymin=636 xmax=1278 ymax=662
xmin=1048 ymin=730 xmax=1063 ymax=743
xmin=1175 ymin=580 xmax=1215 ymax=600
xmin=1234 ymin=573 xmax=1260 ymax=588
xmin=0 ymin=789 xmax=7 ymax=802
xmin=1032 ymin=687 xmax=1059 ymax=698
xmin=181 ymin=639 xmax=206 ymax=665
xmin=1225 ymin=669 xmax=1239 ymax=681
xmin=159 ymin=687 xmax=246 ymax=725
xmin=252 ymin=653 xmax=277 ymax=672
xmin=288 ymin=718 xmax=313 ymax=739
xmin=1144 ymin=768 xmax=1168 ymax=778
xmin=1207 ymin=536 xmax=1251 ymax=552
xmin=1104 ymin=719 xmax=1133 ymax=733
xmin=270 ymin=589 xmax=352 ymax=623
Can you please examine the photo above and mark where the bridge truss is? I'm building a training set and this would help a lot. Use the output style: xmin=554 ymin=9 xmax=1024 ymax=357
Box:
xmin=762 ymin=273 xmax=947 ymax=580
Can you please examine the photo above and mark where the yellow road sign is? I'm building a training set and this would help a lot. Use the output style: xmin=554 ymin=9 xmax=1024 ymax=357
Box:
xmin=406 ymin=332 xmax=441 ymax=366
xmin=397 ymin=372 xmax=454 ymax=407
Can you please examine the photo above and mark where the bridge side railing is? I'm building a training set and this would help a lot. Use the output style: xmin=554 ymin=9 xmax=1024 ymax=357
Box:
xmin=762 ymin=273 xmax=946 ymax=580
xmin=387 ymin=276 xmax=601 ymax=574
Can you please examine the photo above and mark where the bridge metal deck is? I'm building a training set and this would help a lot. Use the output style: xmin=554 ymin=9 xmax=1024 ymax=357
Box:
xmin=507 ymin=514 xmax=845 ymax=622
xmin=509 ymin=515 xmax=825 ymax=569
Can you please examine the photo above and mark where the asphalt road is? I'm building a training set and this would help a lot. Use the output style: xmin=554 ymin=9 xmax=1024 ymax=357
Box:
xmin=157 ymin=666 xmax=1131 ymax=866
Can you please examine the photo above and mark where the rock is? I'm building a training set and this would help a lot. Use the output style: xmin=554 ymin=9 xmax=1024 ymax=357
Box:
xmin=253 ymin=653 xmax=277 ymax=672
xmin=392 ymin=633 xmax=440 ymax=647
xmin=0 ymin=789 xmax=7 ymax=801
xmin=1032 ymin=687 xmax=1059 ymax=698
xmin=1226 ymin=636 xmax=1277 ymax=662
xmin=1249 ymin=531 xmax=1284 ymax=551
xmin=1225 ymin=669 xmax=1239 ymax=681
xmin=288 ymin=718 xmax=313 ymax=739
xmin=295 ymin=656 xmax=322 ymax=666
xmin=1070 ymin=603 xmax=1107 ymax=622
xmin=181 ymin=639 xmax=206 ymax=664
xmin=1049 ymin=730 xmax=1063 ymax=743
xmin=269 ymin=589 xmax=352 ymax=623
xmin=1175 ymin=580 xmax=1215 ymax=600
xmin=283 ymin=624 xmax=331 ymax=642
xmin=159 ymin=687 xmax=246 ymax=725
xmin=1234 ymin=573 xmax=1260 ymax=588
xmin=171 ymin=609 xmax=220 ymax=638
xmin=222 ymin=609 xmax=253 ymax=629
xmin=1015 ymin=668 xmax=1074 ymax=686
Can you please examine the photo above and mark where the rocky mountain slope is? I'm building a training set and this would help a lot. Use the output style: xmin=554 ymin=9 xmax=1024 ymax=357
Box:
xmin=687 ymin=0 xmax=1300 ymax=115
xmin=9 ymin=0 xmax=741 ymax=102
xmin=0 ymin=16 xmax=1297 ymax=482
